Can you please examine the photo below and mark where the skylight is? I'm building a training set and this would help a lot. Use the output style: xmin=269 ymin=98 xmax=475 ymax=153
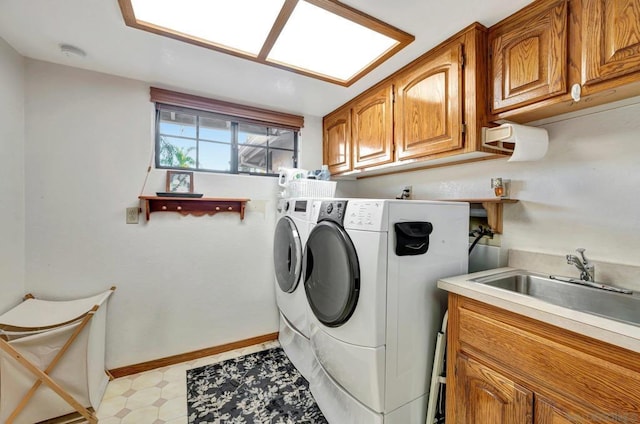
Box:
xmin=119 ymin=0 xmax=414 ymax=86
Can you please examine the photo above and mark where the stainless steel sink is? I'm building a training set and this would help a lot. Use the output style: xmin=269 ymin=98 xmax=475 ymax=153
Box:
xmin=471 ymin=270 xmax=640 ymax=326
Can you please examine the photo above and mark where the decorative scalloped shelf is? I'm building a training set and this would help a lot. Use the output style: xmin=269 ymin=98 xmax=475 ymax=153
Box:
xmin=444 ymin=198 xmax=518 ymax=234
xmin=138 ymin=196 xmax=250 ymax=221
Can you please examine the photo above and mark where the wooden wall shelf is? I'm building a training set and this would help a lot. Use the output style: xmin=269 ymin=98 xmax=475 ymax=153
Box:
xmin=138 ymin=196 xmax=250 ymax=221
xmin=444 ymin=198 xmax=518 ymax=234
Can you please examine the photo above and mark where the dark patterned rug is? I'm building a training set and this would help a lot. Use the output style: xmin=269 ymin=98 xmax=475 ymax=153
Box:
xmin=187 ymin=347 xmax=328 ymax=424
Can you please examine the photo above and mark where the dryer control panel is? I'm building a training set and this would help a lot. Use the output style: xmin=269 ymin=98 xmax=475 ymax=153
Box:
xmin=344 ymin=200 xmax=385 ymax=231
xmin=317 ymin=200 xmax=347 ymax=225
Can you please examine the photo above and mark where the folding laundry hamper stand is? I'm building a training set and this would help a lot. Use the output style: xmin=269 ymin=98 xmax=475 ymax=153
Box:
xmin=426 ymin=310 xmax=448 ymax=424
xmin=0 ymin=287 xmax=116 ymax=424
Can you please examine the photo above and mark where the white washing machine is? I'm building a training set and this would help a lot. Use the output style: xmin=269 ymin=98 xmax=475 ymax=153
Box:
xmin=273 ymin=198 xmax=318 ymax=379
xmin=303 ymin=199 xmax=469 ymax=423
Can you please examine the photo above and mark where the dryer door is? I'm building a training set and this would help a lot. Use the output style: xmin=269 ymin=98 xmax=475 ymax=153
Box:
xmin=304 ymin=221 xmax=360 ymax=327
xmin=274 ymin=216 xmax=303 ymax=293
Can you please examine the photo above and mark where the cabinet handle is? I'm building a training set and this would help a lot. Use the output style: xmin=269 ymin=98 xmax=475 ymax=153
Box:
xmin=176 ymin=206 xmax=182 ymax=211
xmin=216 ymin=206 xmax=221 ymax=211
xmin=161 ymin=206 xmax=167 ymax=210
xmin=571 ymin=83 xmax=581 ymax=102
xmin=228 ymin=206 xmax=233 ymax=211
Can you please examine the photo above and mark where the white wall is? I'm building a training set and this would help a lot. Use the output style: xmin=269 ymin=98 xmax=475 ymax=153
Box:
xmin=18 ymin=56 xmax=640 ymax=367
xmin=23 ymin=60 xmax=323 ymax=368
xmin=0 ymin=37 xmax=25 ymax=312
xmin=354 ymin=99 xmax=640 ymax=269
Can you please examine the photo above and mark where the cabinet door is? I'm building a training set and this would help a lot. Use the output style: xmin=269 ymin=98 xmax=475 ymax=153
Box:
xmin=351 ymin=85 xmax=394 ymax=169
xmin=455 ymin=354 xmax=533 ymax=424
xmin=323 ymin=106 xmax=351 ymax=174
xmin=394 ymin=41 xmax=463 ymax=161
xmin=535 ymin=396 xmax=606 ymax=424
xmin=582 ymin=0 xmax=640 ymax=86
xmin=489 ymin=0 xmax=568 ymax=113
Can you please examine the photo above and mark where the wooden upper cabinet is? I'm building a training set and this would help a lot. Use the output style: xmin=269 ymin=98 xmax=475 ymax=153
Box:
xmin=351 ymin=84 xmax=394 ymax=169
xmin=394 ymin=40 xmax=463 ymax=161
xmin=489 ymin=0 xmax=569 ymax=114
xmin=488 ymin=0 xmax=640 ymax=122
xmin=455 ymin=353 xmax=533 ymax=424
xmin=321 ymin=23 xmax=502 ymax=177
xmin=581 ymin=0 xmax=640 ymax=86
xmin=323 ymin=106 xmax=351 ymax=174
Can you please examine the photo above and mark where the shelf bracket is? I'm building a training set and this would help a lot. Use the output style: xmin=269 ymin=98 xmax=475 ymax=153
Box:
xmin=481 ymin=201 xmax=504 ymax=234
xmin=442 ymin=198 xmax=518 ymax=234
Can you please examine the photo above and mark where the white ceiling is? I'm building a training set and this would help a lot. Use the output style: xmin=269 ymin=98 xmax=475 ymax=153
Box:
xmin=0 ymin=0 xmax=532 ymax=118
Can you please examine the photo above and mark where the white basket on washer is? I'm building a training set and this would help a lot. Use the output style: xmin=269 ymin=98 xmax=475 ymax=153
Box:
xmin=287 ymin=179 xmax=337 ymax=198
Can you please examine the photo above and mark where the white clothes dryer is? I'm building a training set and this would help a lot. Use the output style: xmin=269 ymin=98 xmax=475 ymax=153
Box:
xmin=303 ymin=199 xmax=469 ymax=424
xmin=273 ymin=198 xmax=318 ymax=379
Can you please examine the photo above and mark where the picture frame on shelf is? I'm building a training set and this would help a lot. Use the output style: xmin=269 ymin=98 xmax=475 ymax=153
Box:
xmin=166 ymin=170 xmax=193 ymax=193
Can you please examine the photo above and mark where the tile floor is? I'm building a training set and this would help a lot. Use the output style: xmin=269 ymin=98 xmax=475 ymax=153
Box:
xmin=96 ymin=340 xmax=280 ymax=424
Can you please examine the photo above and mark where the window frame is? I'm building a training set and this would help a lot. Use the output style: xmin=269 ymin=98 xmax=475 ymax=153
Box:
xmin=152 ymin=88 xmax=303 ymax=176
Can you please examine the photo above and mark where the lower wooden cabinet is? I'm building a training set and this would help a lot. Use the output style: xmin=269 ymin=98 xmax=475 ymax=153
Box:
xmin=454 ymin=357 xmax=604 ymax=424
xmin=535 ymin=396 xmax=604 ymax=424
xmin=455 ymin=353 xmax=532 ymax=424
xmin=447 ymin=294 xmax=640 ymax=424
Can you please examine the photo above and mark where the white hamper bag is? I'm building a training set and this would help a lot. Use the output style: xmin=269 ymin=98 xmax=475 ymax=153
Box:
xmin=0 ymin=287 xmax=115 ymax=424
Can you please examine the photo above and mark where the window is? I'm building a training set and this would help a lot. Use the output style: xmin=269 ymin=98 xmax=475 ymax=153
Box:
xmin=152 ymin=88 xmax=303 ymax=176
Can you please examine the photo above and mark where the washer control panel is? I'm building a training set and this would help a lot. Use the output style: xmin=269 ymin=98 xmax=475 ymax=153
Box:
xmin=285 ymin=199 xmax=310 ymax=224
xmin=317 ymin=200 xmax=347 ymax=225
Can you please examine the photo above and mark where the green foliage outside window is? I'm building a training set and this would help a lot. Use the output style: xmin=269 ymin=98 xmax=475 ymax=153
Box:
xmin=159 ymin=137 xmax=195 ymax=168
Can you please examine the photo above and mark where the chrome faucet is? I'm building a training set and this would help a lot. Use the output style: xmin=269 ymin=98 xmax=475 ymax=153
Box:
xmin=566 ymin=248 xmax=595 ymax=282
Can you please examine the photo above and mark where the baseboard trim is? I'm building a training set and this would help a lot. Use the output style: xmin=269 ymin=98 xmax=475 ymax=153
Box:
xmin=108 ymin=331 xmax=279 ymax=378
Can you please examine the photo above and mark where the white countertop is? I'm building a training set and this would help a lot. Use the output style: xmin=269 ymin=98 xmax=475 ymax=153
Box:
xmin=438 ymin=267 xmax=640 ymax=354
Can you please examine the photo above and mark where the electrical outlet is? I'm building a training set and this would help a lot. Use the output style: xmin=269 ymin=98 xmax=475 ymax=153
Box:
xmin=126 ymin=207 xmax=139 ymax=224
xmin=403 ymin=185 xmax=412 ymax=199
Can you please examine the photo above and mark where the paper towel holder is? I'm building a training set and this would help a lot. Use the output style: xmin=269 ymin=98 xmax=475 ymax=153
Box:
xmin=482 ymin=123 xmax=549 ymax=162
